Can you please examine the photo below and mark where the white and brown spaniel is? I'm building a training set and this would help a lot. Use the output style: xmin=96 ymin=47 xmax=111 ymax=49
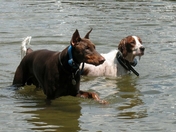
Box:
xmin=81 ymin=36 xmax=145 ymax=77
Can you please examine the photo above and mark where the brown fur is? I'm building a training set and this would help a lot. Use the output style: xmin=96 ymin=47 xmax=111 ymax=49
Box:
xmin=118 ymin=36 xmax=142 ymax=57
xmin=12 ymin=29 xmax=106 ymax=103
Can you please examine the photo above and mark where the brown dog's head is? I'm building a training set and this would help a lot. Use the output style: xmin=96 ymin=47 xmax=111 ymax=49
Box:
xmin=70 ymin=29 xmax=105 ymax=66
xmin=118 ymin=36 xmax=145 ymax=62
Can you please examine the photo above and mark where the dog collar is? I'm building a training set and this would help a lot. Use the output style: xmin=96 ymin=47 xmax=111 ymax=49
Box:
xmin=58 ymin=45 xmax=85 ymax=86
xmin=59 ymin=45 xmax=84 ymax=73
xmin=67 ymin=45 xmax=84 ymax=73
xmin=116 ymin=51 xmax=139 ymax=76
xmin=68 ymin=45 xmax=79 ymax=69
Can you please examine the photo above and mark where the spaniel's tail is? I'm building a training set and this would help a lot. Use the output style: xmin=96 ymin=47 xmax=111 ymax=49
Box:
xmin=21 ymin=36 xmax=32 ymax=59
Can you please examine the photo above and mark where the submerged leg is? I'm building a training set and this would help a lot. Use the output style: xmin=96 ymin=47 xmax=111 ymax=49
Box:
xmin=77 ymin=90 xmax=108 ymax=104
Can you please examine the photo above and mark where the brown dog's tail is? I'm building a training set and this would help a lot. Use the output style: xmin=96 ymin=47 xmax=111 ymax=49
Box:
xmin=21 ymin=36 xmax=32 ymax=59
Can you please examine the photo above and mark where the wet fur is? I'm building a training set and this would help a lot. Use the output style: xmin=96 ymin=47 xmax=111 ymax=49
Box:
xmin=12 ymin=29 xmax=106 ymax=103
xmin=82 ymin=36 xmax=145 ymax=77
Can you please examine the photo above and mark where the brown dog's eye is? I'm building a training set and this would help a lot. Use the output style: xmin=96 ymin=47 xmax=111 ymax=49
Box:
xmin=86 ymin=46 xmax=89 ymax=49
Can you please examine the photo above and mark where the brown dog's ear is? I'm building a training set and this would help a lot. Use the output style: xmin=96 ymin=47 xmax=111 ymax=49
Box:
xmin=84 ymin=28 xmax=93 ymax=39
xmin=118 ymin=38 xmax=127 ymax=57
xmin=71 ymin=29 xmax=81 ymax=46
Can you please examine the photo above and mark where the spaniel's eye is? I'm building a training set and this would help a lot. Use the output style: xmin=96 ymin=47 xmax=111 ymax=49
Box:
xmin=130 ymin=41 xmax=135 ymax=46
xmin=132 ymin=41 xmax=135 ymax=44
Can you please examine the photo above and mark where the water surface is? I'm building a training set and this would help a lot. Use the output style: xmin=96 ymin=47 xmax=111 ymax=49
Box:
xmin=0 ymin=0 xmax=176 ymax=131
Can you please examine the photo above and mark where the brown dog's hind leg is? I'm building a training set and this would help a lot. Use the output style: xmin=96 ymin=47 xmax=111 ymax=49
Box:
xmin=12 ymin=66 xmax=26 ymax=87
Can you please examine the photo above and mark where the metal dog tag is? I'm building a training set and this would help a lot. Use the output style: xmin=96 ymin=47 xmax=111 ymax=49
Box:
xmin=72 ymin=79 xmax=76 ymax=85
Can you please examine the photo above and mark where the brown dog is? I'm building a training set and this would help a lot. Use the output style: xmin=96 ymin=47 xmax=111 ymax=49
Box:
xmin=12 ymin=29 xmax=106 ymax=103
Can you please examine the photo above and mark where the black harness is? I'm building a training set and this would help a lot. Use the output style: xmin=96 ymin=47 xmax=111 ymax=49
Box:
xmin=116 ymin=51 xmax=139 ymax=76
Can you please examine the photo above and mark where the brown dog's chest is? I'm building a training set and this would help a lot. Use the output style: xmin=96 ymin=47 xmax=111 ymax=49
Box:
xmin=41 ymin=69 xmax=81 ymax=98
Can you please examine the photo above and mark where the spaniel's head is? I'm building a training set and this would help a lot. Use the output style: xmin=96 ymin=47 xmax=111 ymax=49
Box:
xmin=118 ymin=36 xmax=145 ymax=62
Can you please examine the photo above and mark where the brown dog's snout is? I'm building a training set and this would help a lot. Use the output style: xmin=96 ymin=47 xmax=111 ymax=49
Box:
xmin=99 ymin=56 xmax=105 ymax=64
xmin=86 ymin=53 xmax=105 ymax=66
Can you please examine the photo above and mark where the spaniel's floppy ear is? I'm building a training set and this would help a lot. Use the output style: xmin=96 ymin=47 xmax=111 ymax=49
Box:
xmin=84 ymin=28 xmax=93 ymax=39
xmin=118 ymin=38 xmax=128 ymax=57
xmin=70 ymin=29 xmax=82 ymax=46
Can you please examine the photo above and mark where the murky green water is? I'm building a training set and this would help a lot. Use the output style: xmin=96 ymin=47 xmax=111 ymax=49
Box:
xmin=0 ymin=0 xmax=176 ymax=131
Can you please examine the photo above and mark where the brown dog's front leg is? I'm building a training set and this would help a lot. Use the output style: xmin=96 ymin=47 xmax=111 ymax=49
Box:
xmin=77 ymin=90 xmax=108 ymax=104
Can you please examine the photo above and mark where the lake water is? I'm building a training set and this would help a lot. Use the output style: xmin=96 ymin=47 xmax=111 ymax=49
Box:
xmin=0 ymin=0 xmax=176 ymax=131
